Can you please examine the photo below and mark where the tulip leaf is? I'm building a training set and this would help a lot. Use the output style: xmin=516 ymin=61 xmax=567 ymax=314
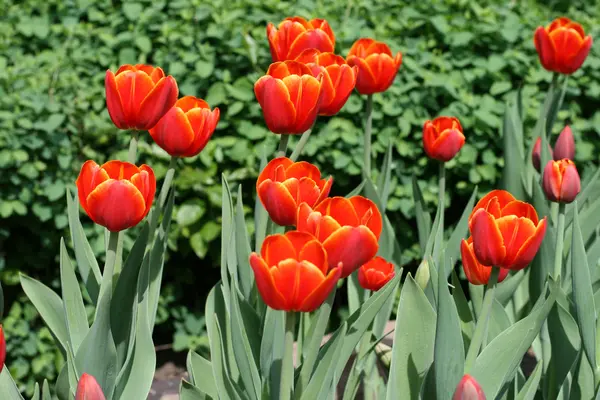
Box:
xmin=377 ymin=140 xmax=393 ymax=207
xmin=424 ymin=199 xmax=442 ymax=261
xmin=571 ymin=203 xmax=597 ymax=370
xmin=347 ymin=272 xmax=368 ymax=315
xmin=54 ymin=364 xmax=70 ymax=400
xmin=565 ymin=166 xmax=600 ymax=227
xmin=346 ymin=180 xmax=366 ymax=198
xmin=253 ymin=147 xmax=269 ymax=250
xmin=385 ymin=275 xmax=436 ymax=400
xmin=431 ymin=255 xmax=464 ymax=396
xmin=586 ymin=237 xmax=600 ymax=281
xmin=515 ymin=361 xmax=542 ymax=400
xmin=180 ymin=379 xmax=207 ymax=400
xmin=20 ymin=274 xmax=68 ymax=355
xmin=487 ymin=299 xmax=511 ymax=345
xmin=444 ymin=185 xmax=477 ymax=276
xmin=471 ymin=280 xmax=557 ymax=397
xmin=66 ymin=188 xmax=101 ymax=305
xmin=451 ymin=271 xmax=474 ymax=350
xmin=468 ymin=283 xmax=484 ymax=321
xmin=235 ymin=184 xmax=254 ymax=300
xmin=221 ymin=175 xmax=235 ymax=298
xmin=495 ymin=270 xmax=526 ymax=306
xmin=187 ymin=351 xmax=218 ymax=398
xmin=59 ymin=238 xmax=89 ymax=354
xmin=260 ymin=307 xmax=285 ymax=399
xmin=530 ymin=180 xmax=555 ymax=302
xmin=502 ymin=92 xmax=526 ymax=200
xmin=0 ymin=368 xmax=24 ymax=400
xmin=65 ymin=341 xmax=79 ymax=394
xmin=412 ymin=175 xmax=431 ymax=253
xmin=42 ymin=380 xmax=51 ymax=400
xmin=570 ymin=353 xmax=596 ymax=399
xmin=32 ymin=382 xmax=40 ymax=400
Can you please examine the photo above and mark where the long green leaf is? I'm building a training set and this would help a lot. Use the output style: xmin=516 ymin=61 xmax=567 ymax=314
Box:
xmin=451 ymin=271 xmax=474 ymax=351
xmin=502 ymin=94 xmax=526 ymax=200
xmin=187 ymin=351 xmax=218 ymax=398
xmin=235 ymin=184 xmax=254 ymax=300
xmin=377 ymin=141 xmax=393 ymax=206
xmin=444 ymin=186 xmax=477 ymax=276
xmin=412 ymin=175 xmax=431 ymax=254
xmin=570 ymin=353 xmax=596 ymax=399
xmin=221 ymin=175 xmax=235 ymax=298
xmin=254 ymin=147 xmax=269 ymax=250
xmin=0 ymin=369 xmax=24 ymax=400
xmin=180 ymin=380 xmax=207 ymax=400
xmin=347 ymin=272 xmax=367 ymax=315
xmin=487 ymin=299 xmax=511 ymax=345
xmin=516 ymin=361 xmax=542 ymax=400
xmin=42 ymin=380 xmax=51 ymax=400
xmin=386 ymin=275 xmax=435 ymax=400
xmin=495 ymin=270 xmax=525 ymax=306
xmin=54 ymin=364 xmax=70 ymax=400
xmin=260 ymin=307 xmax=285 ymax=398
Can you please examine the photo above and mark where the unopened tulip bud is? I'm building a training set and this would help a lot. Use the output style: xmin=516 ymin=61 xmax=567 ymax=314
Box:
xmin=75 ymin=373 xmax=106 ymax=400
xmin=532 ymin=137 xmax=553 ymax=172
xmin=554 ymin=125 xmax=575 ymax=161
xmin=453 ymin=374 xmax=486 ymax=400
xmin=543 ymin=159 xmax=581 ymax=203
xmin=0 ymin=325 xmax=5 ymax=372
xmin=415 ymin=259 xmax=430 ymax=290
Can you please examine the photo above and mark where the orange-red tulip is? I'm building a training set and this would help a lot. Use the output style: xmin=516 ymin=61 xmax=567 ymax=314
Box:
xmin=76 ymin=160 xmax=156 ymax=232
xmin=0 ymin=325 xmax=5 ymax=372
xmin=357 ymin=256 xmax=395 ymax=291
xmin=267 ymin=17 xmax=335 ymax=62
xmin=460 ymin=238 xmax=509 ymax=285
xmin=105 ymin=64 xmax=178 ymax=130
xmin=249 ymin=231 xmax=341 ymax=312
xmin=554 ymin=125 xmax=575 ymax=161
xmin=346 ymin=38 xmax=402 ymax=94
xmin=470 ymin=190 xmax=547 ymax=271
xmin=297 ymin=196 xmax=382 ymax=278
xmin=295 ymin=49 xmax=357 ymax=116
xmin=148 ymin=96 xmax=219 ymax=157
xmin=254 ymin=61 xmax=323 ymax=134
xmin=534 ymin=17 xmax=593 ymax=75
xmin=423 ymin=117 xmax=465 ymax=162
xmin=76 ymin=373 xmax=106 ymax=400
xmin=453 ymin=374 xmax=486 ymax=400
xmin=257 ymin=157 xmax=332 ymax=226
xmin=542 ymin=159 xmax=581 ymax=203
xmin=532 ymin=137 xmax=553 ymax=172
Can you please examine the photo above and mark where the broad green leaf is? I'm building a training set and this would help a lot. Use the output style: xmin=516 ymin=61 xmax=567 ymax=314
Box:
xmin=565 ymin=166 xmax=600 ymax=227
xmin=570 ymin=353 xmax=595 ymax=399
xmin=530 ymin=180 xmax=554 ymax=302
xmin=469 ymin=283 xmax=484 ymax=321
xmin=377 ymin=141 xmax=393 ymax=206
xmin=221 ymin=176 xmax=235 ymax=297
xmin=444 ymin=186 xmax=477 ymax=276
xmin=502 ymin=93 xmax=525 ymax=200
xmin=452 ymin=271 xmax=474 ymax=350
xmin=235 ymin=185 xmax=254 ymax=300
xmin=54 ymin=364 xmax=70 ymax=400
xmin=260 ymin=307 xmax=284 ymax=399
xmin=254 ymin=148 xmax=269 ymax=250
xmin=386 ymin=275 xmax=435 ymax=400
xmin=412 ymin=175 xmax=431 ymax=253
xmin=60 ymin=238 xmax=89 ymax=353
xmin=495 ymin=270 xmax=525 ymax=306
xmin=571 ymin=204 xmax=597 ymax=370
xmin=424 ymin=200 xmax=442 ymax=261
xmin=516 ymin=361 xmax=542 ymax=400
xmin=0 ymin=369 xmax=24 ymax=400
xmin=187 ymin=351 xmax=217 ymax=398
xmin=487 ymin=299 xmax=511 ymax=345
xmin=66 ymin=189 xmax=101 ymax=304
xmin=180 ymin=380 xmax=207 ymax=400
xmin=347 ymin=272 xmax=368 ymax=315
xmin=66 ymin=342 xmax=79 ymax=394
xmin=20 ymin=274 xmax=68 ymax=354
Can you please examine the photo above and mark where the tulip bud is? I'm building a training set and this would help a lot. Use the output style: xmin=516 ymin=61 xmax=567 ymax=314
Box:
xmin=554 ymin=125 xmax=575 ymax=161
xmin=532 ymin=137 xmax=553 ymax=172
xmin=76 ymin=373 xmax=106 ymax=400
xmin=415 ymin=259 xmax=430 ymax=290
xmin=453 ymin=374 xmax=486 ymax=400
xmin=0 ymin=325 xmax=5 ymax=372
xmin=542 ymin=159 xmax=581 ymax=203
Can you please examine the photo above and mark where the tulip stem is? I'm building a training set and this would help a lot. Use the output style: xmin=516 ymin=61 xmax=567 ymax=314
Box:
xmin=280 ymin=311 xmax=296 ymax=400
xmin=290 ymin=129 xmax=313 ymax=162
xmin=553 ymin=203 xmax=566 ymax=280
xmin=158 ymin=157 xmax=177 ymax=209
xmin=100 ymin=231 xmax=119 ymax=305
xmin=277 ymin=134 xmax=290 ymax=158
xmin=363 ymin=94 xmax=373 ymax=178
xmin=464 ymin=266 xmax=500 ymax=373
xmin=128 ymin=131 xmax=140 ymax=163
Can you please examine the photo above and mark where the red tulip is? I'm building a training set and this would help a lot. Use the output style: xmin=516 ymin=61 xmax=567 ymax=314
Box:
xmin=254 ymin=61 xmax=324 ymax=134
xmin=534 ymin=17 xmax=593 ymax=75
xmin=423 ymin=117 xmax=465 ymax=162
xmin=105 ymin=64 xmax=178 ymax=130
xmin=249 ymin=231 xmax=341 ymax=312
xmin=148 ymin=96 xmax=219 ymax=157
xmin=346 ymin=38 xmax=402 ymax=94
xmin=295 ymin=49 xmax=357 ymax=116
xmin=470 ymin=190 xmax=547 ymax=271
xmin=542 ymin=159 xmax=581 ymax=203
xmin=357 ymin=256 xmax=395 ymax=291
xmin=532 ymin=137 xmax=553 ymax=172
xmin=554 ymin=125 xmax=575 ymax=161
xmin=257 ymin=157 xmax=332 ymax=226
xmin=0 ymin=325 xmax=5 ymax=372
xmin=267 ymin=17 xmax=335 ymax=62
xmin=460 ymin=238 xmax=510 ymax=285
xmin=453 ymin=374 xmax=486 ymax=400
xmin=297 ymin=196 xmax=382 ymax=278
xmin=76 ymin=373 xmax=106 ymax=400
xmin=76 ymin=160 xmax=156 ymax=232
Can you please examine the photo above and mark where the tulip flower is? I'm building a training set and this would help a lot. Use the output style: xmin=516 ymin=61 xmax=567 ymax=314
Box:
xmin=267 ymin=17 xmax=335 ymax=62
xmin=148 ymin=96 xmax=219 ymax=157
xmin=470 ymin=190 xmax=547 ymax=270
xmin=554 ymin=125 xmax=575 ymax=161
xmin=346 ymin=38 xmax=402 ymax=94
xmin=249 ymin=231 xmax=341 ymax=312
xmin=257 ymin=157 xmax=332 ymax=226
xmin=460 ymin=238 xmax=510 ymax=285
xmin=254 ymin=61 xmax=324 ymax=134
xmin=76 ymin=373 xmax=106 ymax=400
xmin=357 ymin=256 xmax=395 ymax=291
xmin=534 ymin=17 xmax=593 ymax=75
xmin=295 ymin=49 xmax=357 ymax=116
xmin=422 ymin=117 xmax=465 ymax=162
xmin=105 ymin=64 xmax=178 ymax=130
xmin=542 ymin=159 xmax=581 ymax=203
xmin=297 ymin=196 xmax=382 ymax=278
xmin=0 ymin=325 xmax=5 ymax=372
xmin=76 ymin=160 xmax=156 ymax=232
xmin=532 ymin=137 xmax=553 ymax=172
xmin=453 ymin=374 xmax=486 ymax=400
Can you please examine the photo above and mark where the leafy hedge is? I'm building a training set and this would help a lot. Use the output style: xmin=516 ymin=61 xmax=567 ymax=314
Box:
xmin=1 ymin=0 xmax=599 ymax=394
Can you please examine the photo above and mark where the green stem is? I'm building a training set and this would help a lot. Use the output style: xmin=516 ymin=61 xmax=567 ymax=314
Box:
xmin=128 ymin=131 xmax=140 ymax=163
xmin=464 ymin=267 xmax=500 ymax=373
xmin=438 ymin=162 xmax=445 ymax=226
xmin=363 ymin=94 xmax=373 ymax=178
xmin=280 ymin=312 xmax=296 ymax=400
xmin=553 ymin=203 xmax=566 ymax=280
xmin=276 ymin=135 xmax=290 ymax=158
xmin=100 ymin=231 xmax=119 ymax=306
xmin=290 ymin=129 xmax=312 ymax=162
xmin=158 ymin=157 xmax=177 ymax=208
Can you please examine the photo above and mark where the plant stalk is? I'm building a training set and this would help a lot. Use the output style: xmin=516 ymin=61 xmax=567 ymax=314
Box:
xmin=280 ymin=312 xmax=296 ymax=400
xmin=290 ymin=129 xmax=313 ymax=162
xmin=101 ymin=231 xmax=119 ymax=305
xmin=158 ymin=157 xmax=177 ymax=209
xmin=277 ymin=134 xmax=290 ymax=158
xmin=553 ymin=203 xmax=566 ymax=280
xmin=464 ymin=267 xmax=500 ymax=373
xmin=363 ymin=94 xmax=373 ymax=178
xmin=128 ymin=131 xmax=140 ymax=163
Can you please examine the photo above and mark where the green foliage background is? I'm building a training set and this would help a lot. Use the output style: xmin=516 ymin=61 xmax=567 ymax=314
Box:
xmin=1 ymin=0 xmax=599 ymax=394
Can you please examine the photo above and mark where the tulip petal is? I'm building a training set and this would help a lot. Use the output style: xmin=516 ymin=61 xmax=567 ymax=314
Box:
xmin=285 ymin=161 xmax=321 ymax=180
xmin=471 ymin=209 xmax=507 ymax=267
xmin=86 ymin=180 xmax=146 ymax=232
xmin=287 ymin=30 xmax=335 ymax=60
xmin=319 ymin=64 xmax=357 ymax=115
xmin=100 ymin=160 xmax=141 ymax=180
xmin=261 ymin=234 xmax=298 ymax=267
xmin=255 ymin=76 xmax=297 ymax=134
xmin=430 ymin=128 xmax=466 ymax=162
xmin=295 ymin=178 xmax=321 ymax=207
xmin=299 ymin=265 xmax=341 ymax=312
xmin=347 ymin=56 xmax=377 ymax=95
xmin=501 ymin=201 xmax=539 ymax=225
xmin=461 ymin=239 xmax=488 ymax=285
xmin=105 ymin=71 xmax=127 ymax=129
xmin=284 ymin=231 xmax=316 ymax=255
xmin=183 ymin=107 xmax=219 ymax=157
xmin=316 ymin=176 xmax=333 ymax=204
xmin=130 ymin=166 xmax=156 ymax=218
xmin=114 ymin=70 xmax=155 ymax=128
xmin=318 ymin=197 xmax=360 ymax=227
xmin=257 ymin=157 xmax=294 ymax=188
xmin=250 ymin=253 xmax=287 ymax=309
xmin=568 ymin=35 xmax=592 ymax=73
xmin=176 ymin=96 xmax=210 ymax=112
xmin=76 ymin=161 xmax=109 ymax=215
xmin=270 ymin=259 xmax=302 ymax=310
xmin=509 ymin=218 xmax=548 ymax=270
xmin=323 ymin=225 xmax=379 ymax=277
xmin=75 ymin=373 xmax=106 ymax=400
xmin=298 ymin=239 xmax=328 ymax=273
xmin=257 ymin=180 xmax=298 ymax=226
xmin=148 ymin=107 xmax=195 ymax=156
xmin=365 ymin=53 xmax=399 ymax=93
xmin=534 ymin=26 xmax=556 ymax=71
xmin=496 ymin=216 xmax=537 ymax=268
xmin=138 ymin=76 xmax=179 ymax=130
xmin=350 ymin=196 xmax=383 ymax=239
